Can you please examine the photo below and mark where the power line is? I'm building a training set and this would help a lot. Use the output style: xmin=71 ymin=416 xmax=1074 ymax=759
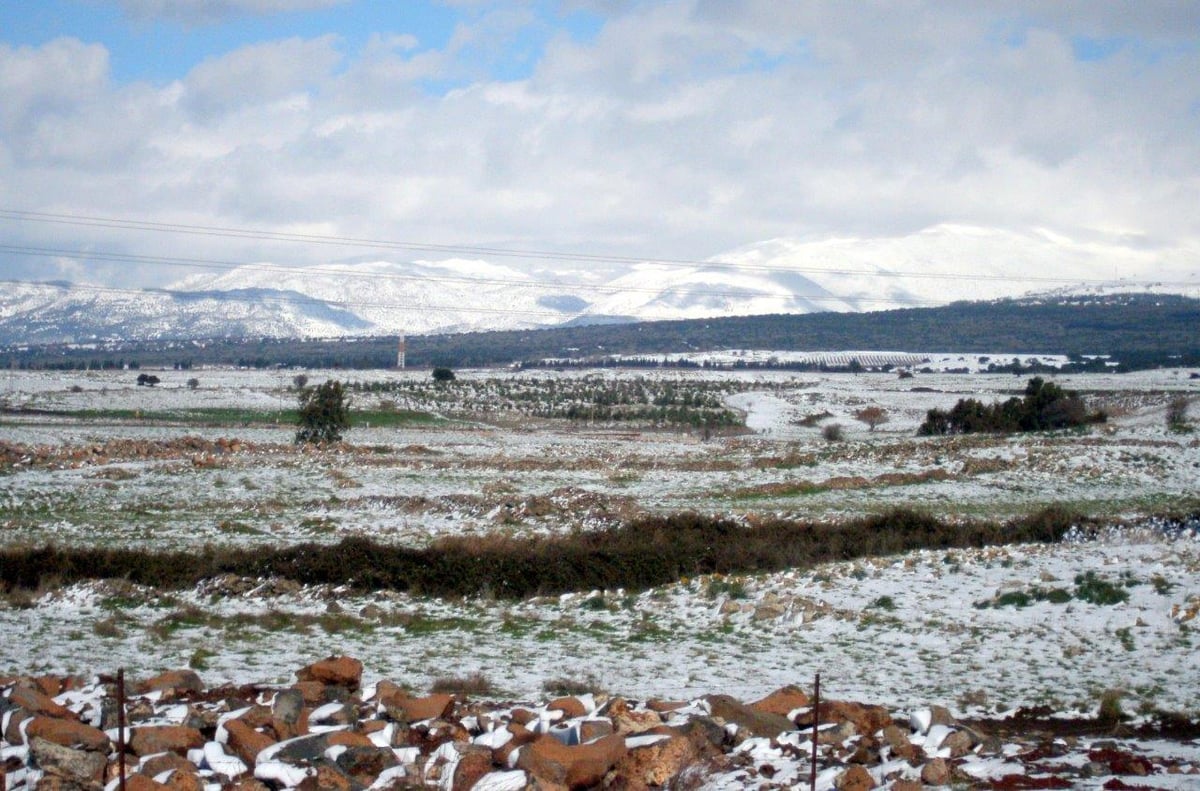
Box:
xmin=2 ymin=207 xmax=1185 ymax=287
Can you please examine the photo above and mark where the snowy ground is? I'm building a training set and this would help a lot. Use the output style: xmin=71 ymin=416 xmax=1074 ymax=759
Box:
xmin=1 ymin=362 xmax=1199 ymax=721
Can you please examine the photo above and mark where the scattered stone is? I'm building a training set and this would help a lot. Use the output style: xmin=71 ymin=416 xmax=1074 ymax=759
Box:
xmin=517 ymin=733 xmax=627 ymax=788
xmin=295 ymin=656 xmax=363 ymax=692
xmin=29 ymin=736 xmax=108 ymax=785
xmin=128 ymin=725 xmax=205 ymax=757
xmin=136 ymin=670 xmax=204 ymax=697
xmin=921 ymin=757 xmax=951 ymax=785
xmin=704 ymin=694 xmax=794 ymax=738
xmin=749 ymin=685 xmax=810 ymax=718
xmin=834 ymin=764 xmax=875 ymax=791
xmin=25 ymin=717 xmax=111 ymax=753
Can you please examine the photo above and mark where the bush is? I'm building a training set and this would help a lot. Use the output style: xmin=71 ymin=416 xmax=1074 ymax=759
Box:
xmin=295 ymin=380 xmax=350 ymax=444
xmin=822 ymin=423 xmax=844 ymax=442
xmin=854 ymin=406 xmax=888 ymax=431
xmin=431 ymin=367 xmax=456 ymax=383
xmin=186 ymin=378 xmax=200 ymax=390
xmin=919 ymin=377 xmax=1106 ymax=435
xmin=1167 ymin=396 xmax=1190 ymax=431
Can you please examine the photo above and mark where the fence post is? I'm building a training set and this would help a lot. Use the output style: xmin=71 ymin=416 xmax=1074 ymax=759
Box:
xmin=117 ymin=668 xmax=127 ymax=791
xmin=810 ymin=672 xmax=820 ymax=791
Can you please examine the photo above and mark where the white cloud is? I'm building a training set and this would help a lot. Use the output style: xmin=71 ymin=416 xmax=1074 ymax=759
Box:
xmin=113 ymin=0 xmax=349 ymax=24
xmin=0 ymin=1 xmax=1197 ymax=292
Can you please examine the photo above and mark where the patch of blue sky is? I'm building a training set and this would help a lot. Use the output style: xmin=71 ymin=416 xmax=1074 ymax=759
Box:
xmin=0 ymin=1 xmax=460 ymax=84
xmin=1071 ymin=35 xmax=1127 ymax=62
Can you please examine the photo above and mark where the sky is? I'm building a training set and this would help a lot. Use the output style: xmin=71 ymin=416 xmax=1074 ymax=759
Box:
xmin=0 ymin=0 xmax=1198 ymax=292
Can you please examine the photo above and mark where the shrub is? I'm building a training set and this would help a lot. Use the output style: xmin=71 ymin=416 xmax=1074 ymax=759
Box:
xmin=822 ymin=423 xmax=844 ymax=442
xmin=1167 ymin=396 xmax=1191 ymax=432
xmin=1073 ymin=571 xmax=1129 ymax=605
xmin=186 ymin=378 xmax=200 ymax=390
xmin=431 ymin=671 xmax=492 ymax=696
xmin=295 ymin=380 xmax=350 ymax=444
xmin=919 ymin=377 xmax=1106 ymax=435
xmin=854 ymin=406 xmax=888 ymax=431
xmin=431 ymin=367 xmax=456 ymax=383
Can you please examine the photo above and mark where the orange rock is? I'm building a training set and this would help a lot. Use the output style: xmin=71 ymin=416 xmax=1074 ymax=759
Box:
xmin=611 ymin=734 xmax=698 ymax=791
xmin=128 ymin=725 xmax=205 ymax=757
xmin=162 ymin=768 xmax=204 ymax=791
xmin=140 ymin=752 xmax=195 ymax=779
xmin=34 ymin=675 xmax=65 ymax=698
xmin=547 ymin=697 xmax=587 ymax=719
xmin=26 ymin=717 xmax=111 ymax=752
xmin=295 ymin=657 xmax=363 ymax=692
xmin=9 ymin=686 xmax=76 ymax=720
xmin=327 ymin=731 xmax=377 ymax=749
xmin=124 ymin=774 xmax=168 ymax=791
xmin=750 ymin=685 xmax=810 ymax=718
xmin=387 ymin=693 xmax=454 ymax=722
xmin=137 ymin=670 xmax=204 ymax=696
xmin=645 ymin=699 xmax=687 ymax=713
xmin=509 ymin=708 xmax=537 ymax=725
xmin=835 ymin=764 xmax=876 ymax=791
xmin=493 ymin=723 xmax=537 ymax=766
xmin=298 ymin=764 xmax=354 ymax=791
xmin=223 ymin=719 xmax=276 ymax=766
xmin=798 ymin=700 xmax=894 ymax=737
xmin=517 ymin=733 xmax=627 ymax=789
xmin=292 ymin=681 xmax=327 ymax=705
xmin=921 ymin=758 xmax=951 ymax=786
xmin=449 ymin=744 xmax=494 ymax=791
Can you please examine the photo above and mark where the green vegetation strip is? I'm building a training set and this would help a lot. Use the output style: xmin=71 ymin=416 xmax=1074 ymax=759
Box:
xmin=6 ymin=407 xmax=438 ymax=427
xmin=0 ymin=506 xmax=1137 ymax=600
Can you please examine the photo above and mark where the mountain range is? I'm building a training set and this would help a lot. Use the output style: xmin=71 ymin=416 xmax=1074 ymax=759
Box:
xmin=2 ymin=224 xmax=1196 ymax=344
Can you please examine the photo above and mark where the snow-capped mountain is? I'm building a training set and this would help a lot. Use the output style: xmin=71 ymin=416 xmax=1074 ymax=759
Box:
xmin=1 ymin=224 xmax=1195 ymax=344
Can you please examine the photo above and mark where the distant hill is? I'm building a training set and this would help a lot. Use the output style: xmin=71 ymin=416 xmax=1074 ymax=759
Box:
xmin=4 ymin=293 xmax=1198 ymax=373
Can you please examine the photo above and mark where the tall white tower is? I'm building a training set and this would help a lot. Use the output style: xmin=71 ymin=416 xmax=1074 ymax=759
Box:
xmin=397 ymin=334 xmax=406 ymax=369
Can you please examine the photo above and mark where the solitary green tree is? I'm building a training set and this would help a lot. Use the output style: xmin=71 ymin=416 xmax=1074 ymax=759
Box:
xmin=295 ymin=380 xmax=350 ymax=444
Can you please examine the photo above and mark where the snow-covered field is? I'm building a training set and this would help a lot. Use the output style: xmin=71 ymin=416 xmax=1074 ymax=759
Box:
xmin=1 ymin=362 xmax=1198 ymax=721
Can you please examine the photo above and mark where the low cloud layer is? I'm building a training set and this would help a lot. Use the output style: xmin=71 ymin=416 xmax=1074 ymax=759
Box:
xmin=0 ymin=1 xmax=1197 ymax=292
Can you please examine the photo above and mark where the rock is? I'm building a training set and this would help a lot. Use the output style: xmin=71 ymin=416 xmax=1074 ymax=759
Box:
xmin=140 ymin=752 xmax=195 ymax=779
xmin=9 ymin=686 xmax=76 ymax=719
xmin=670 ymin=717 xmax=727 ymax=757
xmin=941 ymin=729 xmax=973 ymax=758
xmin=295 ymin=656 xmax=363 ymax=692
xmin=880 ymin=725 xmax=919 ymax=761
xmin=928 ymin=705 xmax=956 ymax=729
xmin=578 ymin=719 xmax=615 ymax=743
xmin=137 ymin=670 xmax=204 ymax=696
xmin=835 ymin=764 xmax=875 ymax=791
xmin=384 ymin=693 xmax=455 ymax=723
xmin=328 ymin=731 xmax=378 ymax=749
xmin=29 ymin=736 xmax=108 ymax=785
xmin=610 ymin=734 xmax=699 ymax=790
xmin=494 ymin=722 xmax=538 ymax=766
xmin=921 ymin=757 xmax=950 ymax=785
xmin=750 ymin=685 xmax=810 ymax=718
xmin=272 ymin=688 xmax=305 ymax=725
xmin=297 ymin=763 xmax=356 ymax=791
xmin=124 ymin=774 xmax=167 ymax=791
xmin=890 ymin=780 xmax=922 ymax=791
xmin=334 ymin=745 xmax=400 ymax=786
xmin=128 ymin=725 xmax=205 ymax=757
xmin=547 ymin=697 xmax=587 ymax=720
xmin=224 ymin=719 xmax=277 ymax=766
xmin=818 ymin=721 xmax=857 ymax=746
xmin=447 ymin=744 xmax=494 ymax=791
xmin=25 ymin=717 xmax=111 ymax=752
xmin=161 ymin=768 xmax=204 ymax=791
xmin=603 ymin=698 xmax=663 ymax=736
xmin=293 ymin=681 xmax=328 ymax=705
xmin=517 ymin=733 xmax=627 ymax=789
xmin=798 ymin=700 xmax=893 ymax=737
xmin=704 ymin=695 xmax=795 ymax=738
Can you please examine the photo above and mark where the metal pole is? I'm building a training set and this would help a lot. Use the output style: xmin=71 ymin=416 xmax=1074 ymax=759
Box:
xmin=117 ymin=668 xmax=127 ymax=791
xmin=810 ymin=672 xmax=820 ymax=791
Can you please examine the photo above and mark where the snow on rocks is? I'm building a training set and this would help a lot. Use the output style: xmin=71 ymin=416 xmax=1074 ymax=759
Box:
xmin=3 ymin=661 xmax=1199 ymax=790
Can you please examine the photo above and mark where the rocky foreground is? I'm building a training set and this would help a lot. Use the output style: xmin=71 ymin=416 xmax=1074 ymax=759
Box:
xmin=2 ymin=656 xmax=1198 ymax=791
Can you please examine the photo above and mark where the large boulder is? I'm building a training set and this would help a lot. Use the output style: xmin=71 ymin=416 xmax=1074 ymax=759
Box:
xmin=703 ymin=694 xmax=795 ymax=739
xmin=295 ymin=657 xmax=363 ymax=692
xmin=128 ymin=725 xmax=205 ymax=757
xmin=517 ymin=733 xmax=627 ymax=789
xmin=25 ymin=717 xmax=111 ymax=753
